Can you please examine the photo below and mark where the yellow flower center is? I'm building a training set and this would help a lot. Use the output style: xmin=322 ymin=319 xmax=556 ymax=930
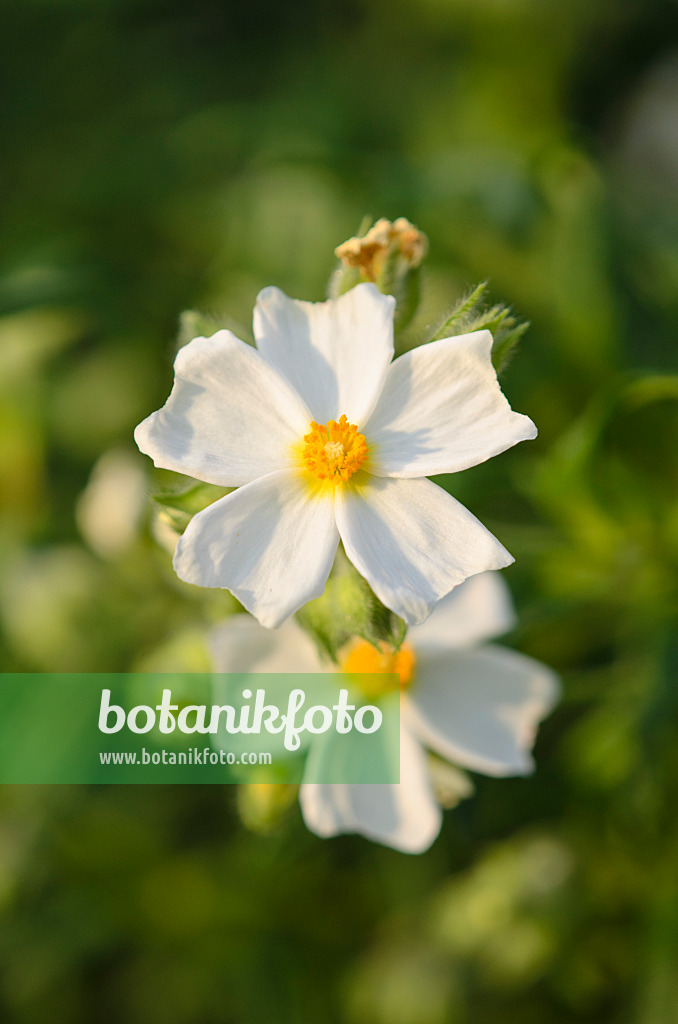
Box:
xmin=303 ymin=414 xmax=368 ymax=483
xmin=341 ymin=640 xmax=417 ymax=699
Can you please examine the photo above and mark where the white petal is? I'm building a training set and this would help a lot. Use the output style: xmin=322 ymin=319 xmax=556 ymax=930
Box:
xmin=299 ymin=724 xmax=442 ymax=854
xmin=134 ymin=330 xmax=311 ymax=486
xmin=209 ymin=615 xmax=325 ymax=674
xmin=409 ymin=571 xmax=516 ymax=653
xmin=364 ymin=330 xmax=537 ymax=477
xmin=405 ymin=645 xmax=560 ymax=777
xmin=336 ymin=475 xmax=513 ymax=625
xmin=174 ymin=470 xmax=339 ymax=628
xmin=253 ymin=283 xmax=395 ymax=425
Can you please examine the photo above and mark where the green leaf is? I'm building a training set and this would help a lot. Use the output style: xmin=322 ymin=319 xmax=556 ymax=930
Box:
xmin=426 ymin=281 xmax=489 ymax=341
xmin=491 ymin=319 xmax=530 ymax=373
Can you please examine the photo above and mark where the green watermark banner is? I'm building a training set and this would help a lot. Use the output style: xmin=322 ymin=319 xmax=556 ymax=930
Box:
xmin=0 ymin=673 xmax=400 ymax=784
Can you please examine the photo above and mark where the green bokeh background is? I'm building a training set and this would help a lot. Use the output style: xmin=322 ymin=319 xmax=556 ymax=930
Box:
xmin=2 ymin=0 xmax=678 ymax=1020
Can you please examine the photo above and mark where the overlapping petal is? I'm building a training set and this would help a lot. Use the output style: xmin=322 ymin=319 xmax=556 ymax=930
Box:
xmin=300 ymin=722 xmax=441 ymax=854
xmin=364 ymin=330 xmax=537 ymax=478
xmin=409 ymin=571 xmax=516 ymax=653
xmin=335 ymin=475 xmax=513 ymax=625
xmin=405 ymin=645 xmax=560 ymax=777
xmin=174 ymin=470 xmax=339 ymax=628
xmin=134 ymin=330 xmax=311 ymax=487
xmin=253 ymin=283 xmax=395 ymax=425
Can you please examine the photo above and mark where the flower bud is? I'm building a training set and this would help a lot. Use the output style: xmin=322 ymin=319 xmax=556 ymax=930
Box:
xmin=334 ymin=217 xmax=428 ymax=283
xmin=331 ymin=217 xmax=428 ymax=330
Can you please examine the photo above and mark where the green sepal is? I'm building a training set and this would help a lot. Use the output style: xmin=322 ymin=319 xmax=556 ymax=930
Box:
xmin=296 ymin=552 xmax=406 ymax=664
xmin=393 ymin=265 xmax=421 ymax=334
xmin=426 ymin=281 xmax=489 ymax=340
xmin=491 ymin=319 xmax=530 ymax=374
xmin=328 ymin=264 xmax=362 ymax=300
xmin=425 ymin=281 xmax=529 ymax=373
xmin=153 ymin=481 xmax=232 ymax=534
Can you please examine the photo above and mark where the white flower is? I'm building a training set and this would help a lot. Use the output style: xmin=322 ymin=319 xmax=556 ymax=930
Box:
xmin=209 ymin=572 xmax=559 ymax=854
xmin=135 ymin=284 xmax=536 ymax=628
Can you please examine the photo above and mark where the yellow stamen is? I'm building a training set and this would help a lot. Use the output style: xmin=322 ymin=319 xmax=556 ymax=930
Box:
xmin=303 ymin=414 xmax=368 ymax=483
xmin=341 ymin=639 xmax=417 ymax=699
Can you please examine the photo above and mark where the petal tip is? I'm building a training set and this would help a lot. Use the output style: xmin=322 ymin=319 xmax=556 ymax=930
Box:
xmin=133 ymin=413 xmax=165 ymax=465
xmin=255 ymin=284 xmax=286 ymax=306
xmin=349 ymin=281 xmax=397 ymax=313
xmin=132 ymin=416 xmax=151 ymax=455
xmin=520 ymin=414 xmax=538 ymax=441
xmin=251 ymin=608 xmax=290 ymax=630
xmin=494 ymin=548 xmax=515 ymax=571
xmin=171 ymin=536 xmax=199 ymax=585
xmin=358 ymin=280 xmax=396 ymax=301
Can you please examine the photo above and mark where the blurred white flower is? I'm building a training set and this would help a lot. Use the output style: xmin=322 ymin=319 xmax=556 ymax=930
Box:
xmin=135 ymin=283 xmax=536 ymax=628
xmin=209 ymin=572 xmax=559 ymax=854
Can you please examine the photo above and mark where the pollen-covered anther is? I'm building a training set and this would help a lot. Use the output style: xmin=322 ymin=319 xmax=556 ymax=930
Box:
xmin=303 ymin=414 xmax=368 ymax=483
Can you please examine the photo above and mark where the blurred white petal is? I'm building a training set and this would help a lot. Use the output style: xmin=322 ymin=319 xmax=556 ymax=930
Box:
xmin=300 ymin=722 xmax=442 ymax=854
xmin=409 ymin=571 xmax=516 ymax=653
xmin=406 ymin=645 xmax=560 ymax=777
xmin=209 ymin=615 xmax=324 ymax=674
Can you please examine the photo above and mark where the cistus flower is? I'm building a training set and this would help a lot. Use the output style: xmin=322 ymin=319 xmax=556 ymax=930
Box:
xmin=134 ymin=283 xmax=536 ymax=628
xmin=335 ymin=217 xmax=428 ymax=281
xmin=209 ymin=572 xmax=559 ymax=854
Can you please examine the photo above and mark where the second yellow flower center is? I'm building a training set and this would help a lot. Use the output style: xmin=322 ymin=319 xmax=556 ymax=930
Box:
xmin=303 ymin=414 xmax=368 ymax=483
xmin=341 ymin=640 xmax=417 ymax=699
